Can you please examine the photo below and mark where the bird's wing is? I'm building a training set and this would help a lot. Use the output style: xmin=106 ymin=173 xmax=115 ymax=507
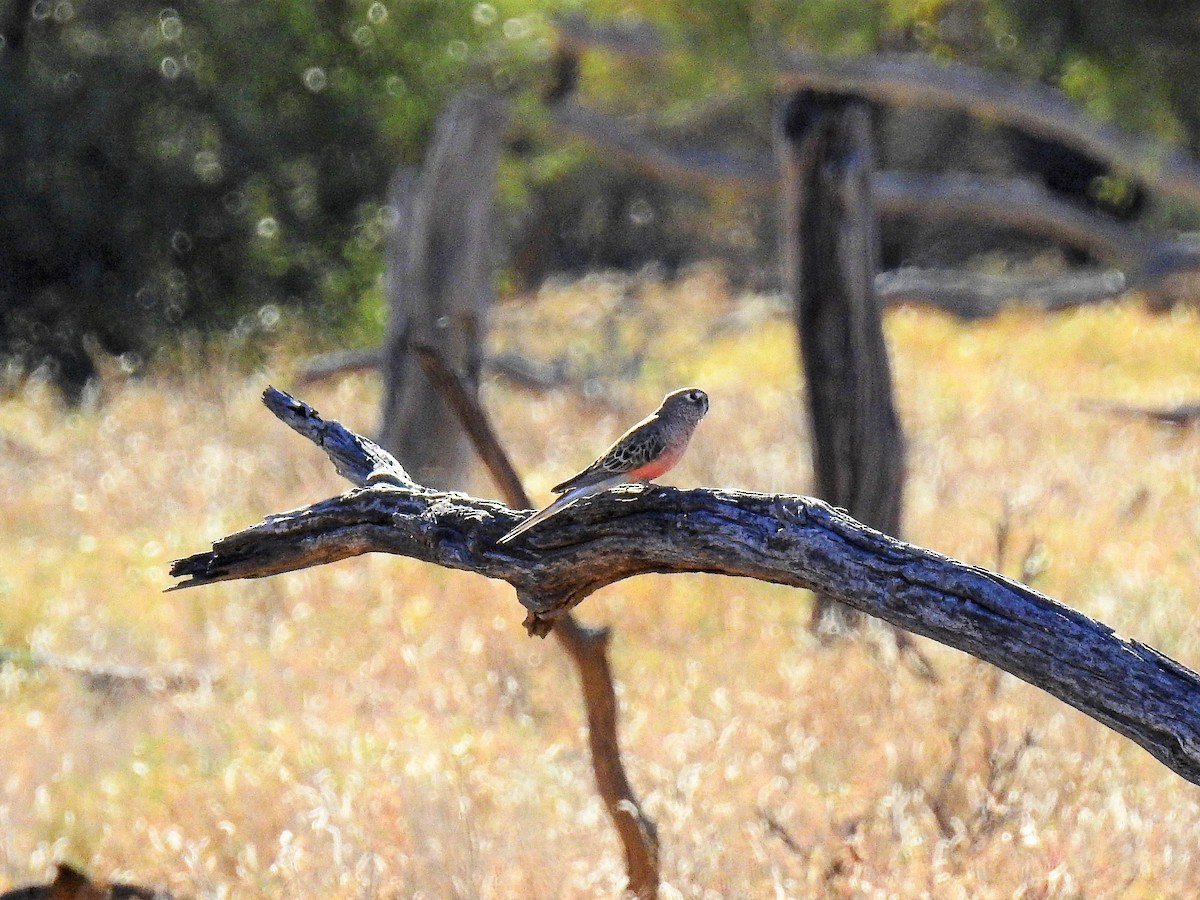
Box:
xmin=497 ymin=476 xmax=624 ymax=543
xmin=551 ymin=418 xmax=667 ymax=493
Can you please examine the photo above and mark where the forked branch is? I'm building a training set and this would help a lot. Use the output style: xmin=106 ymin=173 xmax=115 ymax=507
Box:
xmin=412 ymin=346 xmax=660 ymax=897
xmin=171 ymin=388 xmax=1200 ymax=787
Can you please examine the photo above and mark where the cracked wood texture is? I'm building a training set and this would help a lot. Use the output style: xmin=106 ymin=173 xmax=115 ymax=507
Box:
xmin=171 ymin=389 xmax=1200 ymax=788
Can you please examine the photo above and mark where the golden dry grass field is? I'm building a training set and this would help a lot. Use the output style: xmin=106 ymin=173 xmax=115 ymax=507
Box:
xmin=2 ymin=272 xmax=1200 ymax=897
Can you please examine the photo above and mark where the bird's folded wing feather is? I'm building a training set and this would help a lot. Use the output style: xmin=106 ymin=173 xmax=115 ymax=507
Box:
xmin=498 ymin=476 xmax=624 ymax=543
xmin=552 ymin=426 xmax=666 ymax=493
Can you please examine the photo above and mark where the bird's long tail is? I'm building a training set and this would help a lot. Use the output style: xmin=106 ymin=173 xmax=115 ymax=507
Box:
xmin=497 ymin=479 xmax=620 ymax=544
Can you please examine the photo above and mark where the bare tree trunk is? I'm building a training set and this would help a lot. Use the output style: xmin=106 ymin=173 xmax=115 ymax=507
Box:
xmin=379 ymin=89 xmax=510 ymax=487
xmin=777 ymin=91 xmax=905 ymax=632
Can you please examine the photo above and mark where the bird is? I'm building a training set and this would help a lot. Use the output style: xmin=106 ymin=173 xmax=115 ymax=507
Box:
xmin=497 ymin=387 xmax=709 ymax=544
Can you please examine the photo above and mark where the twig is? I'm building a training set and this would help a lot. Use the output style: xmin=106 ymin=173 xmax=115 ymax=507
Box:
xmin=0 ymin=648 xmax=211 ymax=697
xmin=760 ymin=808 xmax=807 ymax=856
xmin=1079 ymin=399 xmax=1200 ymax=427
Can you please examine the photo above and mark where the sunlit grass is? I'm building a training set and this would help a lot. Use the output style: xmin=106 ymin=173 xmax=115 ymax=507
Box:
xmin=2 ymin=275 xmax=1200 ymax=896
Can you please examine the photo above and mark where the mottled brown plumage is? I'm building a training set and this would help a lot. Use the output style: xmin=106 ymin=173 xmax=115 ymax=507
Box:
xmin=498 ymin=388 xmax=709 ymax=543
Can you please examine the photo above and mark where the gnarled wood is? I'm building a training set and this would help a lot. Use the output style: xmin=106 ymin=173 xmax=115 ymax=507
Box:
xmin=172 ymin=388 xmax=1200 ymax=788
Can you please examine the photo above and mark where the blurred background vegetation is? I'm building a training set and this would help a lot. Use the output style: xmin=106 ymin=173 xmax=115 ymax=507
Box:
xmin=4 ymin=0 xmax=1199 ymax=400
xmin=7 ymin=3 xmax=1200 ymax=893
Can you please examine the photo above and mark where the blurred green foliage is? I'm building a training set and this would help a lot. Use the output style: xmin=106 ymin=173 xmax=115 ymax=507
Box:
xmin=999 ymin=0 xmax=1200 ymax=141
xmin=3 ymin=0 xmax=1199 ymax=399
xmin=0 ymin=0 xmax=551 ymax=397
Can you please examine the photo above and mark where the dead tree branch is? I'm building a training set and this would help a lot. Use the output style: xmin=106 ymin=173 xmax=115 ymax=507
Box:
xmin=0 ymin=648 xmax=211 ymax=697
xmin=171 ymin=389 xmax=1200 ymax=788
xmin=556 ymin=13 xmax=665 ymax=61
xmin=876 ymin=267 xmax=1129 ymax=318
xmin=1079 ymin=400 xmax=1200 ymax=427
xmin=549 ymin=101 xmax=777 ymax=194
xmin=872 ymin=173 xmax=1154 ymax=266
xmin=774 ymin=51 xmax=1200 ymax=210
xmin=412 ymin=346 xmax=530 ymax=509
xmin=556 ymin=16 xmax=1200 ymax=209
xmin=292 ymin=347 xmax=382 ymax=387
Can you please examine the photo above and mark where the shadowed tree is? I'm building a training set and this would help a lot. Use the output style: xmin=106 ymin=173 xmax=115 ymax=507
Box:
xmin=777 ymin=90 xmax=905 ymax=631
xmin=378 ymin=89 xmax=511 ymax=487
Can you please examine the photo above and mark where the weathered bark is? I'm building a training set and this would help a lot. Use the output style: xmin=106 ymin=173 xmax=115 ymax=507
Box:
xmin=378 ymin=89 xmax=510 ymax=488
xmin=777 ymin=92 xmax=904 ymax=630
xmin=172 ymin=387 xmax=1200 ymax=788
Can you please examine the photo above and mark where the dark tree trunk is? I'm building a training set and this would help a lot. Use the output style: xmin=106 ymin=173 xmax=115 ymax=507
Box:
xmin=378 ymin=89 xmax=510 ymax=487
xmin=777 ymin=91 xmax=905 ymax=631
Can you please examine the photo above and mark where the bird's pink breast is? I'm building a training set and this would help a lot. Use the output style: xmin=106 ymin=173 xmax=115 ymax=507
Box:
xmin=628 ymin=441 xmax=686 ymax=481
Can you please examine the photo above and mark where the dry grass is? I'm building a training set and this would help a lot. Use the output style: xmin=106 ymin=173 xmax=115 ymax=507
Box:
xmin=2 ymin=271 xmax=1200 ymax=897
